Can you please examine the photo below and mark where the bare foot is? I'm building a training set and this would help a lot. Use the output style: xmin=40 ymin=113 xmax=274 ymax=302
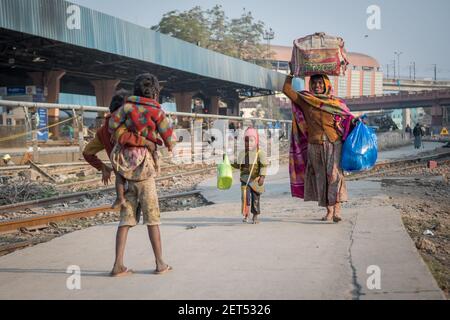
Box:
xmin=110 ymin=265 xmax=133 ymax=277
xmin=154 ymin=263 xmax=173 ymax=275
xmin=333 ymin=204 xmax=342 ymax=223
xmin=112 ymin=198 xmax=126 ymax=209
xmin=321 ymin=209 xmax=334 ymax=222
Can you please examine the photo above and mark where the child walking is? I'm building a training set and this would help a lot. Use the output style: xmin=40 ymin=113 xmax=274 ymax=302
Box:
xmin=232 ymin=128 xmax=267 ymax=224
xmin=109 ymin=74 xmax=174 ymax=209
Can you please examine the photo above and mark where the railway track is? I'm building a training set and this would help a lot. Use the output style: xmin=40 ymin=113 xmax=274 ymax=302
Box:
xmin=0 ymin=190 xmax=202 ymax=256
xmin=347 ymin=150 xmax=450 ymax=180
xmin=0 ymin=190 xmax=201 ymax=234
xmin=0 ymin=166 xmax=217 ymax=214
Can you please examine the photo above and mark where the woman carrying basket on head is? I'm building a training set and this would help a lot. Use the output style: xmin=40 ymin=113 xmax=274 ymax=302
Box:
xmin=283 ymin=63 xmax=355 ymax=223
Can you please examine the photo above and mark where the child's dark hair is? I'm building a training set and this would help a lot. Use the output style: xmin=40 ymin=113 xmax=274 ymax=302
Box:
xmin=134 ymin=73 xmax=160 ymax=98
xmin=109 ymin=89 xmax=129 ymax=113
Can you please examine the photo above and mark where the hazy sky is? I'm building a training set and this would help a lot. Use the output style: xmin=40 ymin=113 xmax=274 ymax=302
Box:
xmin=70 ymin=0 xmax=450 ymax=80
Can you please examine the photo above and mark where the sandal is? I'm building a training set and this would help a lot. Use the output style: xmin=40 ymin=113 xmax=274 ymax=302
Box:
xmin=154 ymin=265 xmax=173 ymax=275
xmin=110 ymin=268 xmax=134 ymax=277
xmin=333 ymin=216 xmax=342 ymax=223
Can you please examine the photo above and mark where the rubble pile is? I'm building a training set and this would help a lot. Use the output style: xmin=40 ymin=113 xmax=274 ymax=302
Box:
xmin=384 ymin=175 xmax=450 ymax=297
xmin=0 ymin=176 xmax=58 ymax=206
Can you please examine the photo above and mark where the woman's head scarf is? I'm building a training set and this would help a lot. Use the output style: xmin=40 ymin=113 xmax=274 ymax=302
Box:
xmin=244 ymin=127 xmax=259 ymax=149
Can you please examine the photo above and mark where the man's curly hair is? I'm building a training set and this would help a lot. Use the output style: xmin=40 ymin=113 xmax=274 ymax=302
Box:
xmin=134 ymin=73 xmax=160 ymax=98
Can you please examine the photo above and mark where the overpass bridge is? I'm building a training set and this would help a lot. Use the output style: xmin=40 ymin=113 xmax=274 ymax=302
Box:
xmin=346 ymin=89 xmax=450 ymax=130
xmin=383 ymin=79 xmax=450 ymax=92
xmin=346 ymin=89 xmax=450 ymax=112
xmin=0 ymin=0 xmax=285 ymax=117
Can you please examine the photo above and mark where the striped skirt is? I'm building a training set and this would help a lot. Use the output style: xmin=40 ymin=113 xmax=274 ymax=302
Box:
xmin=304 ymin=140 xmax=348 ymax=207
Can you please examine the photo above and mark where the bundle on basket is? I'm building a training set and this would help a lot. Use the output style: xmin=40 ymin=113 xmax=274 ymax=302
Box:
xmin=217 ymin=153 xmax=233 ymax=190
xmin=291 ymin=32 xmax=349 ymax=77
xmin=341 ymin=121 xmax=378 ymax=172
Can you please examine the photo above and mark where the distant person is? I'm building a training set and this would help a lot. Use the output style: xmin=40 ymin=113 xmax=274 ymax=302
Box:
xmin=254 ymin=118 xmax=264 ymax=130
xmin=274 ymin=121 xmax=281 ymax=130
xmin=267 ymin=122 xmax=273 ymax=139
xmin=63 ymin=124 xmax=74 ymax=142
xmin=274 ymin=120 xmax=285 ymax=141
xmin=231 ymin=128 xmax=267 ymax=224
xmin=169 ymin=114 xmax=178 ymax=128
xmin=193 ymin=99 xmax=204 ymax=114
xmin=360 ymin=114 xmax=369 ymax=125
xmin=413 ymin=123 xmax=424 ymax=149
xmin=405 ymin=124 xmax=412 ymax=138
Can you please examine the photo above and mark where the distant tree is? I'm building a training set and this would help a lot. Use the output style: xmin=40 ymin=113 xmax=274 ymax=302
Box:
xmin=151 ymin=7 xmax=211 ymax=46
xmin=151 ymin=6 xmax=274 ymax=64
xmin=229 ymin=9 xmax=267 ymax=62
xmin=205 ymin=5 xmax=235 ymax=56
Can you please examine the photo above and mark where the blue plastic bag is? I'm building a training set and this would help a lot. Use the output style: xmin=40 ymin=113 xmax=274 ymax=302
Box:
xmin=341 ymin=122 xmax=378 ymax=172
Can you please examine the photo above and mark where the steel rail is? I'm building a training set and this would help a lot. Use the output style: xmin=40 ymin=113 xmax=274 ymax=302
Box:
xmin=0 ymin=190 xmax=202 ymax=234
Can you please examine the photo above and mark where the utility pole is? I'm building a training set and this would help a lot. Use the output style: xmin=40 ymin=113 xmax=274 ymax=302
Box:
xmin=413 ymin=61 xmax=416 ymax=81
xmin=392 ymin=60 xmax=396 ymax=80
xmin=386 ymin=64 xmax=390 ymax=79
xmin=433 ymin=64 xmax=437 ymax=81
xmin=263 ymin=28 xmax=275 ymax=62
xmin=394 ymin=51 xmax=403 ymax=79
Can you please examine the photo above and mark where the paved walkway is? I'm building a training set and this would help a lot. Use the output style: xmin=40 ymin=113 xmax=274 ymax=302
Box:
xmin=0 ymin=148 xmax=445 ymax=299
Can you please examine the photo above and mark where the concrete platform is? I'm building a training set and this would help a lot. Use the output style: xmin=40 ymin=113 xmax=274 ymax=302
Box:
xmin=378 ymin=141 xmax=445 ymax=161
xmin=0 ymin=158 xmax=445 ymax=299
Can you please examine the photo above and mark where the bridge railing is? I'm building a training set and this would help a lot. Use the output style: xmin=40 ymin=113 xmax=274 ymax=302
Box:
xmin=345 ymin=88 xmax=450 ymax=104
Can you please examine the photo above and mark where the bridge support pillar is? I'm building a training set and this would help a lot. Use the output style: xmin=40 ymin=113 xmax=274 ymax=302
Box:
xmin=431 ymin=105 xmax=445 ymax=134
xmin=173 ymin=92 xmax=194 ymax=113
xmin=209 ymin=96 xmax=220 ymax=115
xmin=91 ymin=79 xmax=121 ymax=108
xmin=28 ymin=70 xmax=66 ymax=139
xmin=402 ymin=108 xmax=411 ymax=129
xmin=226 ymin=99 xmax=240 ymax=117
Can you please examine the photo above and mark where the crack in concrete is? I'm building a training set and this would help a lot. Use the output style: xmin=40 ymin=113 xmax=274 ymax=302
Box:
xmin=348 ymin=212 xmax=363 ymax=300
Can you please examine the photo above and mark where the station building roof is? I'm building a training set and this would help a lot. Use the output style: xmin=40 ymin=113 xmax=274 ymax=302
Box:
xmin=0 ymin=0 xmax=286 ymax=98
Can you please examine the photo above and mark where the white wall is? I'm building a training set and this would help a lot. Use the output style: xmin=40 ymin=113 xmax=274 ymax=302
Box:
xmin=350 ymin=71 xmax=361 ymax=97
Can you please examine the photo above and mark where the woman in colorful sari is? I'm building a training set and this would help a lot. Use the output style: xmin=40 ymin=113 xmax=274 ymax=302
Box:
xmin=283 ymin=67 xmax=354 ymax=223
